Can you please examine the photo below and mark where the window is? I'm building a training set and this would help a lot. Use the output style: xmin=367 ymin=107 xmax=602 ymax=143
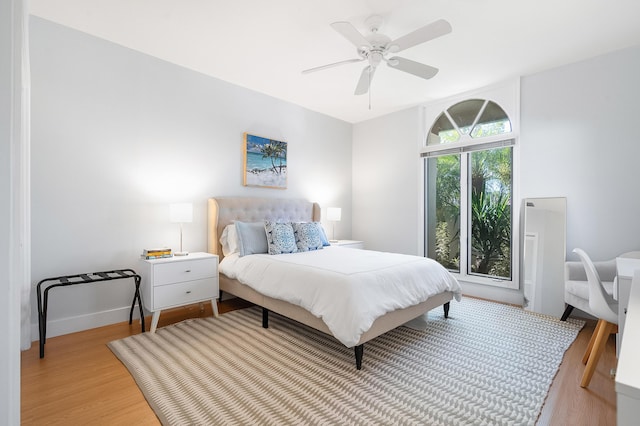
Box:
xmin=423 ymin=96 xmax=516 ymax=286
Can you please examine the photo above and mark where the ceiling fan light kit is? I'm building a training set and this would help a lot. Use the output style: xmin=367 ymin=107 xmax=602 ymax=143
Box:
xmin=302 ymin=15 xmax=452 ymax=98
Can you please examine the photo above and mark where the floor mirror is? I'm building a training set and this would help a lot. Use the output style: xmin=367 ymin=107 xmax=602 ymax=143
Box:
xmin=522 ymin=197 xmax=567 ymax=317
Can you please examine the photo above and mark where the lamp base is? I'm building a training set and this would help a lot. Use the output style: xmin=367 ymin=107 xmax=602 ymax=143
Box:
xmin=174 ymin=251 xmax=189 ymax=256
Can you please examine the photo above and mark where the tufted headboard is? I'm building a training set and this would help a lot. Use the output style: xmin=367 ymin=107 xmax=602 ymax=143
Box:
xmin=207 ymin=197 xmax=321 ymax=260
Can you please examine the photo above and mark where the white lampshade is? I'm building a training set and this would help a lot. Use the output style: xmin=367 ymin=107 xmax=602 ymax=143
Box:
xmin=327 ymin=207 xmax=342 ymax=222
xmin=169 ymin=203 xmax=193 ymax=223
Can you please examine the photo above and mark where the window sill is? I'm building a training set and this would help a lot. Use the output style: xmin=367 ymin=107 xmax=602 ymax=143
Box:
xmin=449 ymin=272 xmax=518 ymax=290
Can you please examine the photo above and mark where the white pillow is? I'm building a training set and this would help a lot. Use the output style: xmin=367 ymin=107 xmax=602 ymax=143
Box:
xmin=220 ymin=224 xmax=239 ymax=256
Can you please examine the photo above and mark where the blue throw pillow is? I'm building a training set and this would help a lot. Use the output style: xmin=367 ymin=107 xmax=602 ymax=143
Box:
xmin=264 ymin=221 xmax=298 ymax=255
xmin=235 ymin=221 xmax=269 ymax=257
xmin=316 ymin=222 xmax=331 ymax=246
xmin=292 ymin=222 xmax=324 ymax=252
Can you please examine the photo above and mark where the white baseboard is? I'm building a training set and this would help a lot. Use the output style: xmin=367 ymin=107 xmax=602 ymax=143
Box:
xmin=30 ymin=304 xmax=144 ymax=342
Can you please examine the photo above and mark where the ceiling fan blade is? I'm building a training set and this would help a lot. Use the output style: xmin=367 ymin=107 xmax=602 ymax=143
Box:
xmin=388 ymin=19 xmax=452 ymax=53
xmin=331 ymin=21 xmax=372 ymax=49
xmin=354 ymin=66 xmax=376 ymax=95
xmin=302 ymin=58 xmax=364 ymax=74
xmin=387 ymin=57 xmax=439 ymax=79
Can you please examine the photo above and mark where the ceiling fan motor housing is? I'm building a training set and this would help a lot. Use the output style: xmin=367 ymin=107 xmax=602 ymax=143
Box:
xmin=361 ymin=29 xmax=392 ymax=67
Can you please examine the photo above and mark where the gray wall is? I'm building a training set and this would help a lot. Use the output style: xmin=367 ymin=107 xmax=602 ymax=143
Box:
xmin=30 ymin=17 xmax=353 ymax=338
xmin=520 ymin=46 xmax=640 ymax=261
xmin=352 ymin=107 xmax=423 ymax=254
xmin=2 ymin=1 xmax=21 ymax=423
xmin=352 ymin=45 xmax=640 ymax=303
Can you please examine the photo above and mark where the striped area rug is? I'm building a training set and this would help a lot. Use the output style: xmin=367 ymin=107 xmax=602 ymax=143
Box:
xmin=108 ymin=298 xmax=584 ymax=425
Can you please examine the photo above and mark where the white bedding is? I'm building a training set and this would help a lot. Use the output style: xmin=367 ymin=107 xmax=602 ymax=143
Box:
xmin=219 ymin=247 xmax=462 ymax=347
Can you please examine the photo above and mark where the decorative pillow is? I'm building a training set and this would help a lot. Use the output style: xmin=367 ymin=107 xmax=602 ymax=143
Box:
xmin=219 ymin=224 xmax=239 ymax=256
xmin=316 ymin=222 xmax=331 ymax=247
xmin=235 ymin=221 xmax=269 ymax=257
xmin=264 ymin=221 xmax=298 ymax=255
xmin=292 ymin=222 xmax=324 ymax=252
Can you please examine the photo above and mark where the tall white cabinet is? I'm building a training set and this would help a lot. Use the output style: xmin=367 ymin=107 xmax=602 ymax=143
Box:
xmin=522 ymin=197 xmax=567 ymax=317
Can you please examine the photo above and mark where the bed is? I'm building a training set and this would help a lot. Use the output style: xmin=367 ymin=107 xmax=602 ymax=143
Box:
xmin=207 ymin=197 xmax=461 ymax=369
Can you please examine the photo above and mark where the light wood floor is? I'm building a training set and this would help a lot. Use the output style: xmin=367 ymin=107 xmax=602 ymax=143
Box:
xmin=22 ymin=300 xmax=617 ymax=425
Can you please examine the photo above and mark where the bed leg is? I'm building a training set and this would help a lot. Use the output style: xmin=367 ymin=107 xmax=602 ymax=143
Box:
xmin=262 ymin=308 xmax=269 ymax=328
xmin=354 ymin=344 xmax=364 ymax=370
xmin=560 ymin=304 xmax=574 ymax=321
xmin=443 ymin=302 xmax=450 ymax=318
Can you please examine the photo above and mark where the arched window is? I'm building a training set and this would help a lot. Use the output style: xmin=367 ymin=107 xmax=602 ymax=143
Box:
xmin=427 ymin=99 xmax=512 ymax=145
xmin=422 ymin=86 xmax=518 ymax=288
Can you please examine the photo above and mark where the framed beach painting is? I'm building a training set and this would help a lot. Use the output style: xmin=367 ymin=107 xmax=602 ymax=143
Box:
xmin=243 ymin=133 xmax=288 ymax=189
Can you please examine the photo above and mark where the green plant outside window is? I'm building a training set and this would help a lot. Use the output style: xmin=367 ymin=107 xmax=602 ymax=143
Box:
xmin=426 ymin=99 xmax=513 ymax=280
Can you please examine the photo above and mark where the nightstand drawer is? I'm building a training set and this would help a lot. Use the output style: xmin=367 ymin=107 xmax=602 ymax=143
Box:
xmin=153 ymin=278 xmax=216 ymax=309
xmin=153 ymin=258 xmax=217 ymax=286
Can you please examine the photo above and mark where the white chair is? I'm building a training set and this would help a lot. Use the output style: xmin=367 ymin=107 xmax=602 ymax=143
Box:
xmin=561 ymin=250 xmax=640 ymax=321
xmin=562 ymin=256 xmax=616 ymax=321
xmin=573 ymin=248 xmax=618 ymax=388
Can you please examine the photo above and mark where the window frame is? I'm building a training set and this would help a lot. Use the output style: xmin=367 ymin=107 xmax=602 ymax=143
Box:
xmin=419 ymin=80 xmax=520 ymax=289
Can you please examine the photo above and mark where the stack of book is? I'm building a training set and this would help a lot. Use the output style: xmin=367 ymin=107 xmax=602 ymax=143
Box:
xmin=141 ymin=247 xmax=172 ymax=259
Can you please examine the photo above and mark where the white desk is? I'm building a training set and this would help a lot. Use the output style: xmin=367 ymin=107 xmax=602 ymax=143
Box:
xmin=616 ymin=257 xmax=640 ymax=349
xmin=616 ymin=269 xmax=640 ymax=426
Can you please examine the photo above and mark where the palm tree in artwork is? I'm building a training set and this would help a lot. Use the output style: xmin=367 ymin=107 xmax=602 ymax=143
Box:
xmin=260 ymin=144 xmax=276 ymax=173
xmin=271 ymin=140 xmax=286 ymax=173
xmin=260 ymin=140 xmax=287 ymax=174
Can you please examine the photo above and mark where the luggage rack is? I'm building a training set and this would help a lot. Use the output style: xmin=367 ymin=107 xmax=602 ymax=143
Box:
xmin=37 ymin=268 xmax=144 ymax=358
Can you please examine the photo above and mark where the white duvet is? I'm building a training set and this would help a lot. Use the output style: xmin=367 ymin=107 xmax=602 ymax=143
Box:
xmin=219 ymin=247 xmax=462 ymax=347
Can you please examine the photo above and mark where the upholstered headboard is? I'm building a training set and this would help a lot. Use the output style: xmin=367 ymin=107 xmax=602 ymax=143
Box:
xmin=207 ymin=197 xmax=321 ymax=260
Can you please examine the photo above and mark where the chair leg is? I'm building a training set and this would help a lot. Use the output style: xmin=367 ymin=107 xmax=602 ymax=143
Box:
xmin=560 ymin=304 xmax=574 ymax=321
xmin=582 ymin=319 xmax=603 ymax=365
xmin=581 ymin=320 xmax=615 ymax=388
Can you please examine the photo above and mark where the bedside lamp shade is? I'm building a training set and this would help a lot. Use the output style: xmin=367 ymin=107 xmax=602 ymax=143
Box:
xmin=327 ymin=207 xmax=342 ymax=222
xmin=170 ymin=203 xmax=193 ymax=224
xmin=327 ymin=207 xmax=341 ymax=242
xmin=170 ymin=203 xmax=193 ymax=256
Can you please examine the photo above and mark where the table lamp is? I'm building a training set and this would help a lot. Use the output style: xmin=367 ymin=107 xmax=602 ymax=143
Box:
xmin=170 ymin=203 xmax=193 ymax=256
xmin=327 ymin=207 xmax=341 ymax=242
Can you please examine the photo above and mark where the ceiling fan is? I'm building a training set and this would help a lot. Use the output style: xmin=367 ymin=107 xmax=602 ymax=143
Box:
xmin=302 ymin=15 xmax=452 ymax=96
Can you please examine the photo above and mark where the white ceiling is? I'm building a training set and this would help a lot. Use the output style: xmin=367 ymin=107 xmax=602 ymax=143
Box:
xmin=30 ymin=0 xmax=640 ymax=123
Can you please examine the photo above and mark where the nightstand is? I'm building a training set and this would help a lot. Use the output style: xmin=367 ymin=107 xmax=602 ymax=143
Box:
xmin=330 ymin=240 xmax=364 ymax=249
xmin=139 ymin=252 xmax=219 ymax=333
